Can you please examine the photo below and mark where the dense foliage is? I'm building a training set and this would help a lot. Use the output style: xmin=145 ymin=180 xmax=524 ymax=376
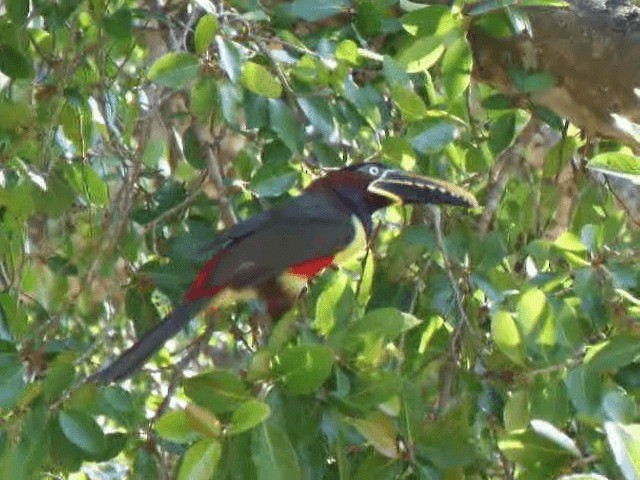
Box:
xmin=0 ymin=0 xmax=639 ymax=479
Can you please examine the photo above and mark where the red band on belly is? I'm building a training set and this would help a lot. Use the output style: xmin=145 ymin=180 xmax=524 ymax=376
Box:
xmin=287 ymin=255 xmax=334 ymax=279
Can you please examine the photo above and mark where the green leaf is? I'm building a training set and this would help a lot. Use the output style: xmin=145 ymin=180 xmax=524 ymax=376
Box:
xmin=0 ymin=101 xmax=31 ymax=131
xmin=194 ymin=14 xmax=219 ymax=55
xmin=417 ymin=400 xmax=478 ymax=468
xmin=268 ymin=99 xmax=303 ymax=153
xmin=155 ymin=410 xmax=201 ymax=444
xmin=183 ymin=370 xmax=250 ymax=413
xmin=65 ymin=163 xmax=109 ymax=207
xmin=241 ymin=62 xmax=283 ymax=99
xmin=604 ymin=422 xmax=640 ymax=480
xmin=553 ymin=232 xmax=587 ymax=253
xmin=381 ymin=137 xmax=416 ymax=170
xmin=297 ymin=96 xmax=336 ymax=139
xmin=516 ymin=288 xmax=547 ymax=336
xmin=314 ymin=271 xmax=355 ymax=336
xmin=556 ymin=475 xmax=610 ymax=480
xmin=498 ymin=428 xmax=572 ymax=466
xmin=335 ymin=39 xmax=360 ymax=65
xmin=491 ymin=310 xmax=526 ymax=365
xmin=251 ymin=422 xmax=302 ymax=480
xmin=0 ymin=44 xmax=34 ymax=79
xmin=349 ymin=308 xmax=421 ymax=340
xmin=125 ymin=287 xmax=161 ymax=336
xmin=410 ymin=119 xmax=458 ymax=154
xmin=191 ymin=76 xmax=218 ymax=123
xmin=565 ymin=365 xmax=603 ymax=419
xmin=216 ymin=38 xmax=243 ymax=83
xmin=345 ymin=308 xmax=420 ymax=365
xmin=7 ymin=0 xmax=29 ymax=24
xmin=390 ymin=86 xmax=428 ymax=121
xmin=0 ymin=353 xmax=26 ymax=409
xmin=442 ymin=37 xmax=472 ymax=100
xmin=383 ymin=55 xmax=411 ymax=88
xmin=185 ymin=403 xmax=223 ymax=438
xmin=585 ymin=336 xmax=640 ymax=373
xmin=229 ymin=400 xmax=271 ymax=435
xmin=396 ymin=36 xmax=445 ymax=73
xmin=58 ymin=410 xmax=106 ymax=455
xmin=504 ymin=390 xmax=530 ymax=431
xmin=602 ymin=390 xmax=636 ymax=423
xmin=183 ymin=126 xmax=206 ymax=169
xmin=275 ymin=344 xmax=334 ymax=395
xmin=177 ymin=439 xmax=222 ymax=480
xmin=401 ymin=5 xmax=457 ymax=37
xmin=43 ymin=355 xmax=75 ymax=402
xmin=141 ymin=138 xmax=166 ymax=167
xmin=133 ymin=449 xmax=159 ymax=480
xmin=529 ymin=419 xmax=581 ymax=456
xmin=103 ymin=9 xmax=133 ymax=40
xmin=346 ymin=370 xmax=402 ymax=408
xmin=349 ymin=411 xmax=399 ymax=459
xmin=530 ymin=375 xmax=570 ymax=425
xmin=285 ymin=0 xmax=351 ymax=21
xmin=5 ymin=403 xmax=49 ymax=478
xmin=148 ymin=52 xmax=200 ymax=88
xmin=250 ymin=164 xmax=297 ymax=198
xmin=508 ymin=68 xmax=557 ymax=93
xmin=587 ymin=152 xmax=640 ymax=183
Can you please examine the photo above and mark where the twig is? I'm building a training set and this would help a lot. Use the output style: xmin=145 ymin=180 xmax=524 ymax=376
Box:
xmin=478 ymin=118 xmax=541 ymax=234
xmin=142 ymin=172 xmax=208 ymax=234
xmin=151 ymin=323 xmax=215 ymax=422
xmin=430 ymin=206 xmax=478 ymax=410
xmin=193 ymin=123 xmax=238 ymax=228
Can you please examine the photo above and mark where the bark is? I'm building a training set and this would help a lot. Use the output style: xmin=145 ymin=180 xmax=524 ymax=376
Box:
xmin=469 ymin=0 xmax=640 ymax=145
xmin=467 ymin=0 xmax=640 ymax=220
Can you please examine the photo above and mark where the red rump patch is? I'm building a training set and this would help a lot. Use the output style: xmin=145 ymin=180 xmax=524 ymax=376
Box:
xmin=184 ymin=251 xmax=227 ymax=302
xmin=288 ymin=255 xmax=334 ymax=278
xmin=184 ymin=252 xmax=334 ymax=302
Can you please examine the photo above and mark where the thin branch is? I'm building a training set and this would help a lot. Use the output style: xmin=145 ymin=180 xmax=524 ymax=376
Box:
xmin=478 ymin=118 xmax=541 ymax=234
xmin=430 ymin=206 xmax=479 ymax=410
xmin=142 ymin=172 xmax=208 ymax=234
xmin=193 ymin=123 xmax=238 ymax=227
xmin=151 ymin=323 xmax=215 ymax=422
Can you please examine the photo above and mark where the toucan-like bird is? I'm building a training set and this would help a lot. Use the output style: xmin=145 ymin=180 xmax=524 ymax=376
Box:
xmin=89 ymin=162 xmax=477 ymax=383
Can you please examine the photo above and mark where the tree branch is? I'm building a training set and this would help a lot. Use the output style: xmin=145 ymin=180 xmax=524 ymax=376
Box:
xmin=478 ymin=118 xmax=541 ymax=234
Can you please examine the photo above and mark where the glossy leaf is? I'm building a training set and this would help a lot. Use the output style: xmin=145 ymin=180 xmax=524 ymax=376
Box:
xmin=184 ymin=371 xmax=250 ymax=413
xmin=285 ymin=0 xmax=351 ymax=21
xmin=491 ymin=310 xmax=526 ymax=365
xmin=229 ymin=400 xmax=271 ymax=435
xmin=177 ymin=439 xmax=222 ymax=480
xmin=148 ymin=52 xmax=200 ymax=88
xmin=251 ymin=422 xmax=302 ymax=480
xmin=349 ymin=411 xmax=399 ymax=458
xmin=274 ymin=344 xmax=334 ymax=395
xmin=604 ymin=422 xmax=640 ymax=480
xmin=585 ymin=336 xmax=640 ymax=373
xmin=58 ymin=410 xmax=106 ymax=455
xmin=0 ymin=353 xmax=26 ymax=409
xmin=241 ymin=62 xmax=283 ymax=99
xmin=194 ymin=14 xmax=219 ymax=55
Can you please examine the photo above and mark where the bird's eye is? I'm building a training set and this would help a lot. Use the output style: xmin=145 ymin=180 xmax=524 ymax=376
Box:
xmin=369 ymin=166 xmax=380 ymax=176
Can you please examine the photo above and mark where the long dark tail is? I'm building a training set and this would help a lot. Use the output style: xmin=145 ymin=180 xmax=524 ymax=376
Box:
xmin=87 ymin=300 xmax=207 ymax=383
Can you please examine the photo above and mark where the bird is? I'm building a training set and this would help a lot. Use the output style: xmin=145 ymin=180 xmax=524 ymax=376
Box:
xmin=88 ymin=162 xmax=478 ymax=383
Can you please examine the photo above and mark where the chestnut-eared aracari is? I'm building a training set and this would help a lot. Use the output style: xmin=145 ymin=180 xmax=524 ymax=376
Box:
xmin=89 ymin=163 xmax=477 ymax=383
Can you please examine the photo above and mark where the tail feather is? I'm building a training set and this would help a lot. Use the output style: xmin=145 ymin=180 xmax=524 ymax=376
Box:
xmin=87 ymin=300 xmax=207 ymax=383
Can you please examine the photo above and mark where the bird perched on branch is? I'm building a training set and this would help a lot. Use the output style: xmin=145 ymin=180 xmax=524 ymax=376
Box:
xmin=89 ymin=162 xmax=477 ymax=383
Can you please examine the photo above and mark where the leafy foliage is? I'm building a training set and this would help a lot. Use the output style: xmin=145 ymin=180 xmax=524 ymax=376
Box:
xmin=0 ymin=0 xmax=639 ymax=479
